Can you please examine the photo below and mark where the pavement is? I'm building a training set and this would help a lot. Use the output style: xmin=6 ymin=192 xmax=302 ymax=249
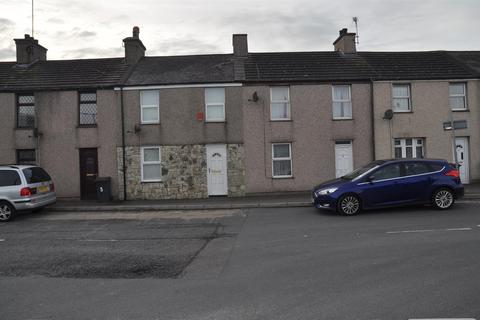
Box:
xmin=48 ymin=183 xmax=480 ymax=212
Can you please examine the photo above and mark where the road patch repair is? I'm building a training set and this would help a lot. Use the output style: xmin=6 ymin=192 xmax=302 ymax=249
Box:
xmin=0 ymin=209 xmax=243 ymax=279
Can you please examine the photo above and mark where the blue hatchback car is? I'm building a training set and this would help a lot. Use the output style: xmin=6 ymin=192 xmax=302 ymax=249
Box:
xmin=312 ymin=159 xmax=464 ymax=215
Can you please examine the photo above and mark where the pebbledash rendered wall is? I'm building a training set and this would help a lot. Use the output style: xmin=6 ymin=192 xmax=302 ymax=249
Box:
xmin=117 ymin=144 xmax=245 ymax=200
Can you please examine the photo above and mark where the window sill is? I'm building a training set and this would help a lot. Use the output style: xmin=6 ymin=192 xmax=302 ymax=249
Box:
xmin=140 ymin=123 xmax=161 ymax=126
xmin=272 ymin=176 xmax=294 ymax=179
xmin=141 ymin=180 xmax=163 ymax=183
xmin=393 ymin=111 xmax=413 ymax=114
xmin=270 ymin=119 xmax=292 ymax=122
xmin=332 ymin=118 xmax=353 ymax=121
xmin=204 ymin=120 xmax=226 ymax=123
xmin=15 ymin=127 xmax=34 ymax=130
xmin=77 ymin=124 xmax=97 ymax=128
xmin=452 ymin=109 xmax=469 ymax=112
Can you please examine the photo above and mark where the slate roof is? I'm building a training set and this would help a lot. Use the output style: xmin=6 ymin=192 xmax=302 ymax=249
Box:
xmin=447 ymin=51 xmax=480 ymax=76
xmin=1 ymin=50 xmax=479 ymax=91
xmin=244 ymin=51 xmax=477 ymax=82
xmin=124 ymin=54 xmax=235 ymax=86
xmin=244 ymin=52 xmax=375 ymax=82
xmin=358 ymin=51 xmax=474 ymax=81
xmin=0 ymin=58 xmax=129 ymax=91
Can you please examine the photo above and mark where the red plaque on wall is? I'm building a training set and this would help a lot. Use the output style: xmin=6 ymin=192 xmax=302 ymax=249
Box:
xmin=196 ymin=112 xmax=204 ymax=121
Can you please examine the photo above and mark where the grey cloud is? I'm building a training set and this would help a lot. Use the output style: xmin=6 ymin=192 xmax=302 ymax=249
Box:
xmin=215 ymin=5 xmax=339 ymax=52
xmin=78 ymin=31 xmax=96 ymax=38
xmin=152 ymin=37 xmax=221 ymax=55
xmin=61 ymin=47 xmax=122 ymax=59
xmin=0 ymin=48 xmax=15 ymax=60
xmin=0 ymin=17 xmax=15 ymax=33
xmin=54 ymin=28 xmax=96 ymax=39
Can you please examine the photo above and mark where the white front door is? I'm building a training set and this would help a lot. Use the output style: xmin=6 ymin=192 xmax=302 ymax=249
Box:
xmin=335 ymin=141 xmax=353 ymax=178
xmin=206 ymin=144 xmax=228 ymax=196
xmin=455 ymin=137 xmax=469 ymax=184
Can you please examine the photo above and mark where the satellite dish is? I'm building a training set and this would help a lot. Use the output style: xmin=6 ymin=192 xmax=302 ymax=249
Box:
xmin=383 ymin=109 xmax=394 ymax=120
xmin=252 ymin=91 xmax=259 ymax=102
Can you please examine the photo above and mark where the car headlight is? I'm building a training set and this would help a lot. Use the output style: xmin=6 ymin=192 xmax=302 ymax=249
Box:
xmin=315 ymin=187 xmax=338 ymax=196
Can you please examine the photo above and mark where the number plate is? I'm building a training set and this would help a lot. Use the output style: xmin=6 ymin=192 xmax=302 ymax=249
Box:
xmin=38 ymin=185 xmax=49 ymax=193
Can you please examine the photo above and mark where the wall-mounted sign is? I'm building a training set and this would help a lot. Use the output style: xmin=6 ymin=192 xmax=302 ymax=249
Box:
xmin=443 ymin=120 xmax=467 ymax=131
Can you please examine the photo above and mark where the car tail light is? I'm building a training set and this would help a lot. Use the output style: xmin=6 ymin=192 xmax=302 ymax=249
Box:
xmin=445 ymin=169 xmax=460 ymax=178
xmin=50 ymin=182 xmax=55 ymax=192
xmin=20 ymin=187 xmax=32 ymax=197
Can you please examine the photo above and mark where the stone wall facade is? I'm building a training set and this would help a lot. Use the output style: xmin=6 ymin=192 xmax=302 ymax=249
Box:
xmin=117 ymin=144 xmax=245 ymax=200
xmin=227 ymin=144 xmax=246 ymax=197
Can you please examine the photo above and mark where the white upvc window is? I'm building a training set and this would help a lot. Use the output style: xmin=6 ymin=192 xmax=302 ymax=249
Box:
xmin=272 ymin=143 xmax=292 ymax=178
xmin=394 ymin=138 xmax=424 ymax=159
xmin=141 ymin=146 xmax=162 ymax=182
xmin=205 ymin=87 xmax=225 ymax=122
xmin=270 ymin=87 xmax=291 ymax=120
xmin=332 ymin=85 xmax=352 ymax=119
xmin=392 ymin=84 xmax=411 ymax=112
xmin=449 ymin=83 xmax=467 ymax=110
xmin=140 ymin=90 xmax=160 ymax=124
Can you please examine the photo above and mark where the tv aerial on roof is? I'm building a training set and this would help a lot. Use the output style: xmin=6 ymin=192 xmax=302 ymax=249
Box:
xmin=352 ymin=17 xmax=359 ymax=45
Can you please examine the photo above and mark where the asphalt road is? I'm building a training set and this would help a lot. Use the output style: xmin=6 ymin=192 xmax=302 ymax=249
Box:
xmin=0 ymin=203 xmax=479 ymax=320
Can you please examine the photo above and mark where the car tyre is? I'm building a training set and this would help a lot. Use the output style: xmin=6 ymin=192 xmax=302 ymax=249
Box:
xmin=431 ymin=188 xmax=455 ymax=210
xmin=337 ymin=194 xmax=361 ymax=215
xmin=0 ymin=201 xmax=16 ymax=222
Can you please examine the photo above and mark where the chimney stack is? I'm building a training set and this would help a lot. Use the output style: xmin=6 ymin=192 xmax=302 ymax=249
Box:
xmin=232 ymin=34 xmax=248 ymax=57
xmin=333 ymin=28 xmax=356 ymax=54
xmin=123 ymin=26 xmax=146 ymax=65
xmin=14 ymin=34 xmax=47 ymax=65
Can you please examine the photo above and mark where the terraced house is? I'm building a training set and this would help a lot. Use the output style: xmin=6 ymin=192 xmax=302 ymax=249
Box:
xmin=0 ymin=27 xmax=479 ymax=200
xmin=0 ymin=34 xmax=129 ymax=200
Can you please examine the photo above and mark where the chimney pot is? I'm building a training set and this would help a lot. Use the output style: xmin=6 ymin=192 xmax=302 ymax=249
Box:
xmin=133 ymin=26 xmax=139 ymax=38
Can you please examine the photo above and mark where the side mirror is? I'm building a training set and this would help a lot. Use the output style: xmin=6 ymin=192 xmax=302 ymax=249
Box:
xmin=367 ymin=176 xmax=375 ymax=183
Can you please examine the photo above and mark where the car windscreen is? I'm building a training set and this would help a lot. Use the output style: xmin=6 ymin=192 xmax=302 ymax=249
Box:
xmin=0 ymin=170 xmax=22 ymax=186
xmin=341 ymin=160 xmax=385 ymax=180
xmin=22 ymin=167 xmax=52 ymax=184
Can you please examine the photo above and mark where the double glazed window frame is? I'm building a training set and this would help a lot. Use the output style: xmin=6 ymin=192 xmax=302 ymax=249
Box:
xmin=394 ymin=138 xmax=424 ymax=159
xmin=140 ymin=146 xmax=162 ymax=182
xmin=78 ymin=91 xmax=97 ymax=126
xmin=272 ymin=143 xmax=293 ymax=178
xmin=270 ymin=86 xmax=291 ymax=121
xmin=205 ymin=87 xmax=226 ymax=122
xmin=140 ymin=90 xmax=160 ymax=124
xmin=449 ymin=82 xmax=467 ymax=111
xmin=392 ymin=83 xmax=412 ymax=112
xmin=16 ymin=93 xmax=35 ymax=129
xmin=332 ymin=85 xmax=353 ymax=120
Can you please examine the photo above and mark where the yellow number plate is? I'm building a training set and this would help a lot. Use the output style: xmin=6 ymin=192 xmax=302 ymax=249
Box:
xmin=38 ymin=185 xmax=49 ymax=193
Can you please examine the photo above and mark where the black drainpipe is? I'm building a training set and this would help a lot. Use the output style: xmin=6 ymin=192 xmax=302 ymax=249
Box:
xmin=370 ymin=79 xmax=376 ymax=161
xmin=120 ymin=86 xmax=127 ymax=201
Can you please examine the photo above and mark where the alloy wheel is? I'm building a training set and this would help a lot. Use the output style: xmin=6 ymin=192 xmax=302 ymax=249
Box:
xmin=340 ymin=196 xmax=360 ymax=215
xmin=0 ymin=204 xmax=12 ymax=221
xmin=434 ymin=190 xmax=453 ymax=209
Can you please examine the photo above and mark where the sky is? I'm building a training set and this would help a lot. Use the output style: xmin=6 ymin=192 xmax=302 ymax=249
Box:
xmin=0 ymin=0 xmax=479 ymax=61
